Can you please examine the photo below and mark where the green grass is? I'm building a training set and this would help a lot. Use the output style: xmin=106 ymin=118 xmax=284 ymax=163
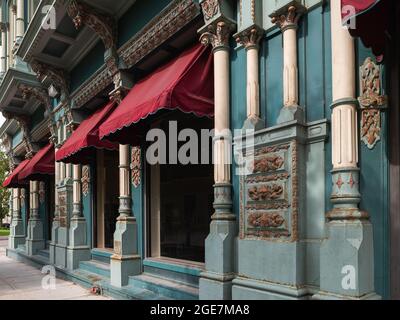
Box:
xmin=0 ymin=228 xmax=10 ymax=236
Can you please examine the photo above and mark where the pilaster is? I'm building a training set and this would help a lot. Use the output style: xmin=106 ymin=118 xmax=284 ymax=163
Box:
xmin=9 ymin=188 xmax=25 ymax=249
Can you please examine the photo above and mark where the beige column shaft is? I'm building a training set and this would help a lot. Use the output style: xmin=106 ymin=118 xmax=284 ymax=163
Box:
xmin=119 ymin=145 xmax=130 ymax=198
xmin=214 ymin=48 xmax=231 ymax=184
xmin=247 ymin=46 xmax=259 ymax=118
xmin=16 ymin=0 xmax=24 ymax=42
xmin=72 ymin=164 xmax=82 ymax=218
xmin=331 ymin=0 xmax=357 ymax=169
xmin=283 ymin=27 xmax=298 ymax=107
xmin=13 ymin=188 xmax=21 ymax=218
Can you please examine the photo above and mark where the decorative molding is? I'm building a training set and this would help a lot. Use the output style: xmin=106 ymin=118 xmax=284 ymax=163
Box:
xmin=81 ymin=165 xmax=90 ymax=197
xmin=119 ymin=0 xmax=199 ymax=69
xmin=71 ymin=65 xmax=112 ymax=108
xmin=30 ymin=60 xmax=70 ymax=100
xmin=201 ymin=0 xmax=220 ymax=21
xmin=358 ymin=57 xmax=387 ymax=149
xmin=130 ymin=146 xmax=141 ymax=188
xmin=270 ymin=2 xmax=306 ymax=32
xmin=19 ymin=84 xmax=52 ymax=113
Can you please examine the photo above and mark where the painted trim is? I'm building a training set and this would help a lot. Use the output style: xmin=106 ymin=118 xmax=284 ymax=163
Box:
xmin=143 ymin=258 xmax=204 ymax=277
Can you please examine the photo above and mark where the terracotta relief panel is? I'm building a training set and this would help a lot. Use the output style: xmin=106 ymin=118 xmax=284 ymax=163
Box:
xmin=240 ymin=141 xmax=298 ymax=241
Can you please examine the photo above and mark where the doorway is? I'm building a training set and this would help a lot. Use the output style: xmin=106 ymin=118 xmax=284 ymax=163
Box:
xmin=95 ymin=149 xmax=119 ymax=249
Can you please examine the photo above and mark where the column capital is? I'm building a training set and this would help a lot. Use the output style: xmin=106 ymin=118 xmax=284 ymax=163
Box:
xmin=199 ymin=20 xmax=236 ymax=51
xmin=234 ymin=25 xmax=264 ymax=50
xmin=269 ymin=1 xmax=306 ymax=32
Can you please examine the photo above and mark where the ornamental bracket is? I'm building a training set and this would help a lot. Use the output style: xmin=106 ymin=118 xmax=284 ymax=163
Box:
xmin=67 ymin=0 xmax=120 ymax=77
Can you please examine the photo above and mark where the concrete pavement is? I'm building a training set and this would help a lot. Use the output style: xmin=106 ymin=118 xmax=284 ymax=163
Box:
xmin=0 ymin=236 xmax=111 ymax=300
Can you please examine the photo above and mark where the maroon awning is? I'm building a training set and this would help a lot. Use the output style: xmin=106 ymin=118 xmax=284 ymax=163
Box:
xmin=341 ymin=0 xmax=390 ymax=57
xmin=99 ymin=43 xmax=214 ymax=144
xmin=19 ymin=144 xmax=55 ymax=181
xmin=56 ymin=101 xmax=119 ymax=164
xmin=2 ymin=159 xmax=30 ymax=188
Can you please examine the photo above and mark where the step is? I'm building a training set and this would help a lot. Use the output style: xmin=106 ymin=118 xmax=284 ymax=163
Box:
xmin=129 ymin=273 xmax=198 ymax=300
xmin=79 ymin=260 xmax=110 ymax=278
xmin=37 ymin=249 xmax=49 ymax=259
xmin=91 ymin=248 xmax=113 ymax=264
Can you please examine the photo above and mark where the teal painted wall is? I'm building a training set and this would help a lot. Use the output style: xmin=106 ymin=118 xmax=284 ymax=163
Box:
xmin=70 ymin=40 xmax=104 ymax=92
xmin=82 ymin=164 xmax=93 ymax=247
xmin=12 ymin=129 xmax=22 ymax=148
xmin=117 ymin=0 xmax=173 ymax=48
xmin=31 ymin=106 xmax=46 ymax=130
xmin=131 ymin=146 xmax=144 ymax=259
xmin=357 ymin=41 xmax=390 ymax=299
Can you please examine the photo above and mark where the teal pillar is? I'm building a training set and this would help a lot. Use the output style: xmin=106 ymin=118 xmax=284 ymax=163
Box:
xmin=26 ymin=181 xmax=45 ymax=256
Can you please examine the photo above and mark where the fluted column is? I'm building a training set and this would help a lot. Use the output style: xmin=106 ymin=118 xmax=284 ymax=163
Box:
xmin=235 ymin=26 xmax=264 ymax=130
xmin=0 ymin=7 xmax=7 ymax=77
xmin=270 ymin=2 xmax=306 ymax=124
xmin=315 ymin=0 xmax=378 ymax=300
xmin=15 ymin=0 xmax=24 ymax=44
xmin=199 ymin=17 xmax=237 ymax=300
xmin=110 ymin=145 xmax=141 ymax=287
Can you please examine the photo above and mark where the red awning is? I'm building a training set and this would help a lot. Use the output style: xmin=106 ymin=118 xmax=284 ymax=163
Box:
xmin=99 ymin=43 xmax=214 ymax=144
xmin=56 ymin=101 xmax=119 ymax=164
xmin=19 ymin=144 xmax=55 ymax=181
xmin=341 ymin=0 xmax=390 ymax=57
xmin=2 ymin=159 xmax=30 ymax=188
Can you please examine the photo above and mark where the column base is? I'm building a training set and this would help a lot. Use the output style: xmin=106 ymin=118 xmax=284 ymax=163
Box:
xmin=25 ymin=218 xmax=45 ymax=256
xmin=49 ymin=242 xmax=56 ymax=264
xmin=9 ymin=218 xmax=25 ymax=250
xmin=110 ymin=254 xmax=141 ymax=287
xmin=277 ymin=105 xmax=305 ymax=124
xmin=319 ymin=219 xmax=377 ymax=298
xmin=199 ymin=272 xmax=234 ymax=300
xmin=199 ymin=218 xmax=236 ymax=299
xmin=242 ymin=116 xmax=265 ymax=132
xmin=67 ymin=246 xmax=91 ymax=270
xmin=312 ymin=291 xmax=381 ymax=300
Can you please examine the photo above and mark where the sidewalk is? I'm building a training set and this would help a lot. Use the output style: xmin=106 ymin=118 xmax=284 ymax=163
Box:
xmin=0 ymin=237 xmax=111 ymax=300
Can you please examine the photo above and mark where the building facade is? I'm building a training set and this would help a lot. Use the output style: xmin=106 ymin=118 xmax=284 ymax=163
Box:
xmin=0 ymin=0 xmax=397 ymax=300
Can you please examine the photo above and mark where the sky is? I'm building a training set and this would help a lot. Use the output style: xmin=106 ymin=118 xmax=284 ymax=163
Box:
xmin=0 ymin=114 xmax=4 ymax=127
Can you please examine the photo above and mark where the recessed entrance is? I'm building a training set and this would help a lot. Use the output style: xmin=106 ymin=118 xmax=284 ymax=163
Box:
xmin=96 ymin=149 xmax=119 ymax=249
xmin=148 ymin=111 xmax=214 ymax=263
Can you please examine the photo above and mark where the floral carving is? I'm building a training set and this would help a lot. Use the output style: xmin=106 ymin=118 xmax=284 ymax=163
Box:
xmin=201 ymin=0 xmax=220 ymax=21
xmin=19 ymin=84 xmax=52 ymax=113
xmin=235 ymin=26 xmax=264 ymax=49
xmin=81 ymin=165 xmax=90 ymax=197
xmin=270 ymin=4 xmax=305 ymax=31
xmin=248 ymin=212 xmax=285 ymax=228
xmin=358 ymin=57 xmax=387 ymax=149
xmin=361 ymin=109 xmax=381 ymax=149
xmin=200 ymin=21 xmax=235 ymax=49
xmin=130 ymin=147 xmax=141 ymax=188
xmin=248 ymin=184 xmax=283 ymax=201
xmin=250 ymin=155 xmax=284 ymax=173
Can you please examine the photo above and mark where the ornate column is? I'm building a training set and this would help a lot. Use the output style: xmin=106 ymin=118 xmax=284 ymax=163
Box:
xmin=198 ymin=0 xmax=236 ymax=300
xmin=26 ymin=181 xmax=45 ymax=256
xmin=50 ymin=155 xmax=60 ymax=264
xmin=15 ymin=0 xmax=24 ymax=44
xmin=110 ymin=145 xmax=141 ymax=287
xmin=67 ymin=164 xmax=90 ymax=270
xmin=270 ymin=1 xmax=306 ymax=124
xmin=314 ymin=0 xmax=378 ymax=300
xmin=9 ymin=188 xmax=25 ymax=249
xmin=234 ymin=0 xmax=264 ymax=131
